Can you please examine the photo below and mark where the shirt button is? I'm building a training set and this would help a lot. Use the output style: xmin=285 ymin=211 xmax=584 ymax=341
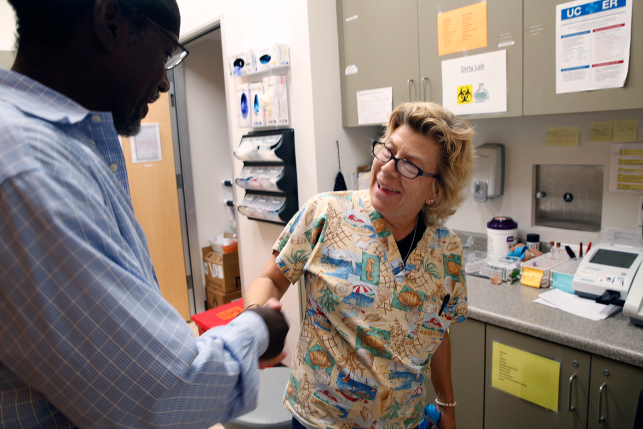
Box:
xmin=91 ymin=115 xmax=102 ymax=123
xmin=110 ymin=164 xmax=118 ymax=172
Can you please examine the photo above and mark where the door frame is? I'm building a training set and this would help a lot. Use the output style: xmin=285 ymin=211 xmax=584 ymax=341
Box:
xmin=169 ymin=16 xmax=233 ymax=316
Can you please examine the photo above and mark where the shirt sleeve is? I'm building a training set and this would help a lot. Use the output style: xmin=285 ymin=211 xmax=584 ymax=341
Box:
xmin=0 ymin=170 xmax=268 ymax=428
xmin=272 ymin=195 xmax=327 ymax=284
xmin=443 ymin=234 xmax=468 ymax=327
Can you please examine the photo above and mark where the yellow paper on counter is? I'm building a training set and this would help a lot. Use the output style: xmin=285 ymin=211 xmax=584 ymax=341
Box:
xmin=437 ymin=2 xmax=487 ymax=56
xmin=613 ymin=119 xmax=638 ymax=142
xmin=521 ymin=267 xmax=544 ymax=288
xmin=588 ymin=121 xmax=613 ymax=142
xmin=545 ymin=127 xmax=580 ymax=146
xmin=492 ymin=342 xmax=560 ymax=412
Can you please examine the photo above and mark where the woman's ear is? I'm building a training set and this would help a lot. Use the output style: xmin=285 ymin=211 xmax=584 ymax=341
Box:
xmin=93 ymin=0 xmax=124 ymax=52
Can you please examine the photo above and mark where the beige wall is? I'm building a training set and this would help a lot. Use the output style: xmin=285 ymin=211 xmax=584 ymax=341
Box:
xmin=0 ymin=50 xmax=14 ymax=69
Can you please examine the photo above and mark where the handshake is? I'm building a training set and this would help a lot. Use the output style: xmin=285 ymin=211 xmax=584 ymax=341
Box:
xmin=245 ymin=298 xmax=289 ymax=365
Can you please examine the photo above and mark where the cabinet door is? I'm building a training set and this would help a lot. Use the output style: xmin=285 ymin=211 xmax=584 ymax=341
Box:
xmin=485 ymin=325 xmax=590 ymax=429
xmin=524 ymin=0 xmax=643 ymax=115
xmin=338 ymin=0 xmax=419 ymax=127
xmin=588 ymin=355 xmax=643 ymax=429
xmin=424 ymin=319 xmax=485 ymax=429
xmin=417 ymin=0 xmax=523 ymax=119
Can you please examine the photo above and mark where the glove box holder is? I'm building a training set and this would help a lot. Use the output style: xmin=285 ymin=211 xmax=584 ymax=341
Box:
xmin=233 ymin=129 xmax=298 ymax=225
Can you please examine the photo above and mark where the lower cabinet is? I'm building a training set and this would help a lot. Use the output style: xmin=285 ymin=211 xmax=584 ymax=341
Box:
xmin=426 ymin=320 xmax=643 ymax=428
xmin=588 ymin=355 xmax=643 ymax=429
xmin=485 ymin=325 xmax=591 ymax=429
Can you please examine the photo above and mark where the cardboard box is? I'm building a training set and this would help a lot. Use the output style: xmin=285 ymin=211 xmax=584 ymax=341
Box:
xmin=202 ymin=247 xmax=241 ymax=293
xmin=205 ymin=286 xmax=242 ymax=310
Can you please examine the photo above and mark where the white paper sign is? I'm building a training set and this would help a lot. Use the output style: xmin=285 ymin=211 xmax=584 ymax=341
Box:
xmin=356 ymin=87 xmax=392 ymax=125
xmin=555 ymin=0 xmax=632 ymax=94
xmin=609 ymin=143 xmax=643 ymax=193
xmin=131 ymin=123 xmax=162 ymax=163
xmin=441 ymin=50 xmax=507 ymax=116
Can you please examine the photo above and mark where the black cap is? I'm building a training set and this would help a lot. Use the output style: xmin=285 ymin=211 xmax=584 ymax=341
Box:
xmin=527 ymin=233 xmax=540 ymax=242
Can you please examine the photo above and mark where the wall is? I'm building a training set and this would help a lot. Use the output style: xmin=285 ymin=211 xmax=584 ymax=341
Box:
xmin=447 ymin=109 xmax=643 ymax=246
xmin=182 ymin=29 xmax=233 ymax=250
xmin=0 ymin=1 xmax=15 ymax=51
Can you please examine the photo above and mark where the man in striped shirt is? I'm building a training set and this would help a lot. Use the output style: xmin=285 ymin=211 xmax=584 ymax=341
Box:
xmin=0 ymin=1 xmax=289 ymax=427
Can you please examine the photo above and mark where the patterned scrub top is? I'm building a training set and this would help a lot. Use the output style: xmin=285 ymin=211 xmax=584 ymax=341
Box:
xmin=273 ymin=190 xmax=468 ymax=429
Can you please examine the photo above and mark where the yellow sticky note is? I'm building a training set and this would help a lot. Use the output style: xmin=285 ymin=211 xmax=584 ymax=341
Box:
xmin=457 ymin=85 xmax=473 ymax=104
xmin=613 ymin=119 xmax=639 ymax=142
xmin=521 ymin=267 xmax=544 ymax=288
xmin=437 ymin=2 xmax=487 ymax=56
xmin=545 ymin=127 xmax=580 ymax=147
xmin=492 ymin=342 xmax=560 ymax=412
xmin=588 ymin=121 xmax=613 ymax=142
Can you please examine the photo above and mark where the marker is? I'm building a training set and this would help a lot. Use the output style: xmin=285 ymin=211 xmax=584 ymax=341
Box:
xmin=565 ymin=245 xmax=577 ymax=260
xmin=438 ymin=294 xmax=451 ymax=316
xmin=586 ymin=242 xmax=592 ymax=253
xmin=579 ymin=242 xmax=583 ymax=257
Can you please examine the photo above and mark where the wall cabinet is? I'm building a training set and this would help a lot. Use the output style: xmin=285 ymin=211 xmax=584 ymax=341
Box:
xmin=337 ymin=0 xmax=643 ymax=126
xmin=523 ymin=0 xmax=643 ymax=116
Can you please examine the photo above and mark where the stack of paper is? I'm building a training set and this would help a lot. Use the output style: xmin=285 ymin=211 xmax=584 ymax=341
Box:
xmin=535 ymin=289 xmax=621 ymax=321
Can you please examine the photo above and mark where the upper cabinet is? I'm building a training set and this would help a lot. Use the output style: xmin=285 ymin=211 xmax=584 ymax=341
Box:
xmin=524 ymin=0 xmax=643 ymax=116
xmin=338 ymin=0 xmax=420 ymax=127
xmin=337 ymin=0 xmax=643 ymax=126
xmin=418 ymin=0 xmax=523 ymax=119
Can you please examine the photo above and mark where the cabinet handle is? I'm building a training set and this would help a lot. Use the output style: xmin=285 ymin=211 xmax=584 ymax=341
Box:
xmin=421 ymin=77 xmax=429 ymax=102
xmin=598 ymin=382 xmax=607 ymax=423
xmin=568 ymin=373 xmax=577 ymax=411
xmin=407 ymin=79 xmax=414 ymax=102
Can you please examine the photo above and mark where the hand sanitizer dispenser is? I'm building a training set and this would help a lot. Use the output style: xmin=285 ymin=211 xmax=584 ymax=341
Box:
xmin=471 ymin=143 xmax=505 ymax=202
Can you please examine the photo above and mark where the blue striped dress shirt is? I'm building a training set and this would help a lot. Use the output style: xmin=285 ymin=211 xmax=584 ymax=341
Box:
xmin=0 ymin=68 xmax=268 ymax=428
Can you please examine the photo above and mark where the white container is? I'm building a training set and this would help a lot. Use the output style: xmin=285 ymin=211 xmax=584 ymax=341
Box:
xmin=486 ymin=217 xmax=518 ymax=260
xmin=262 ymin=76 xmax=289 ymax=126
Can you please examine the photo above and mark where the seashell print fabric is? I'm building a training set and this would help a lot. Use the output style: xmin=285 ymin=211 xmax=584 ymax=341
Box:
xmin=274 ymin=190 xmax=468 ymax=429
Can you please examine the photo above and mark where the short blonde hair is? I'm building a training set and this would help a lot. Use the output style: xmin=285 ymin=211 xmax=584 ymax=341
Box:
xmin=383 ymin=102 xmax=475 ymax=227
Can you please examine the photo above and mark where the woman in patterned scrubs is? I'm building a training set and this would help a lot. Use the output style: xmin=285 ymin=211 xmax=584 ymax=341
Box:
xmin=245 ymin=102 xmax=475 ymax=429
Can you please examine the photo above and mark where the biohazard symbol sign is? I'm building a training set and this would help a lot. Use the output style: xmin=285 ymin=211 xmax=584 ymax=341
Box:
xmin=457 ymin=85 xmax=473 ymax=104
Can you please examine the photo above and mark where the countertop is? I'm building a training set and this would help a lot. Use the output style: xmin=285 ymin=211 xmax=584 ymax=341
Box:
xmin=465 ymin=274 xmax=643 ymax=367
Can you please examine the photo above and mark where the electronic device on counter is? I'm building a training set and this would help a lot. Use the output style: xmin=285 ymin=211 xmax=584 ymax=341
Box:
xmin=572 ymin=242 xmax=643 ymax=306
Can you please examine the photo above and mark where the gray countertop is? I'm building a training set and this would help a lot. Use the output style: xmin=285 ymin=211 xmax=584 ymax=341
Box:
xmin=465 ymin=274 xmax=643 ymax=367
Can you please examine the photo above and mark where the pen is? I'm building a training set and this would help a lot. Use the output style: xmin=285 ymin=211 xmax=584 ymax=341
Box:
xmin=438 ymin=294 xmax=451 ymax=316
xmin=586 ymin=242 xmax=592 ymax=253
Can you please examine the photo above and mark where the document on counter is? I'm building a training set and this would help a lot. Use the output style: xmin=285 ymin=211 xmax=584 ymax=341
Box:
xmin=535 ymin=289 xmax=621 ymax=320
xmin=356 ymin=87 xmax=392 ymax=125
xmin=609 ymin=143 xmax=643 ymax=192
xmin=556 ymin=0 xmax=633 ymax=94
xmin=441 ymin=50 xmax=507 ymax=116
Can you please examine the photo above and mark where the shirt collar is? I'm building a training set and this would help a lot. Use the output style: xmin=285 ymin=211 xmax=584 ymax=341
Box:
xmin=0 ymin=67 xmax=113 ymax=125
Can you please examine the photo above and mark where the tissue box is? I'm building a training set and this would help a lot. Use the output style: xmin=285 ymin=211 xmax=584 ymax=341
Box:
xmin=249 ymin=82 xmax=266 ymax=127
xmin=263 ymin=76 xmax=289 ymax=126
xmin=255 ymin=44 xmax=290 ymax=72
xmin=229 ymin=50 xmax=256 ymax=76
xmin=237 ymin=83 xmax=251 ymax=128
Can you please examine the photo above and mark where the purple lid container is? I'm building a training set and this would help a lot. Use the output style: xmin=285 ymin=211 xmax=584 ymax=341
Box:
xmin=487 ymin=217 xmax=518 ymax=230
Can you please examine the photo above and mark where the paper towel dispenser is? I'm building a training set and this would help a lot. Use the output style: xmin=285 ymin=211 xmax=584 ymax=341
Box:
xmin=471 ymin=143 xmax=505 ymax=202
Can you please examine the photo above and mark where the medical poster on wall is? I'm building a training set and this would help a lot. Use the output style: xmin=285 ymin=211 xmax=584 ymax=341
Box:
xmin=556 ymin=0 xmax=633 ymax=94
xmin=130 ymin=123 xmax=162 ymax=163
xmin=441 ymin=50 xmax=507 ymax=116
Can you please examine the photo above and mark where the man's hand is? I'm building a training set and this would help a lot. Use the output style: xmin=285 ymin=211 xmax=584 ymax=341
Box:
xmin=247 ymin=298 xmax=289 ymax=364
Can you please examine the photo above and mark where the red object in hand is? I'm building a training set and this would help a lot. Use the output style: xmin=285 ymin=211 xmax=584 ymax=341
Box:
xmin=191 ymin=299 xmax=244 ymax=336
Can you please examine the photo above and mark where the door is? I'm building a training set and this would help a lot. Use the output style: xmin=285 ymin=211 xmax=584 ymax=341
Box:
xmin=122 ymin=93 xmax=191 ymax=320
xmin=588 ymin=355 xmax=643 ymax=429
xmin=418 ymin=0 xmax=523 ymax=119
xmin=485 ymin=325 xmax=591 ymax=429
xmin=339 ymin=0 xmax=420 ymax=127
xmin=524 ymin=0 xmax=643 ymax=116
xmin=424 ymin=319 xmax=486 ymax=429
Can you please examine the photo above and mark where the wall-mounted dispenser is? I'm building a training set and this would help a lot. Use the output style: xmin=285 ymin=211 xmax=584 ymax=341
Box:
xmin=471 ymin=143 xmax=505 ymax=202
xmin=233 ymin=129 xmax=298 ymax=225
